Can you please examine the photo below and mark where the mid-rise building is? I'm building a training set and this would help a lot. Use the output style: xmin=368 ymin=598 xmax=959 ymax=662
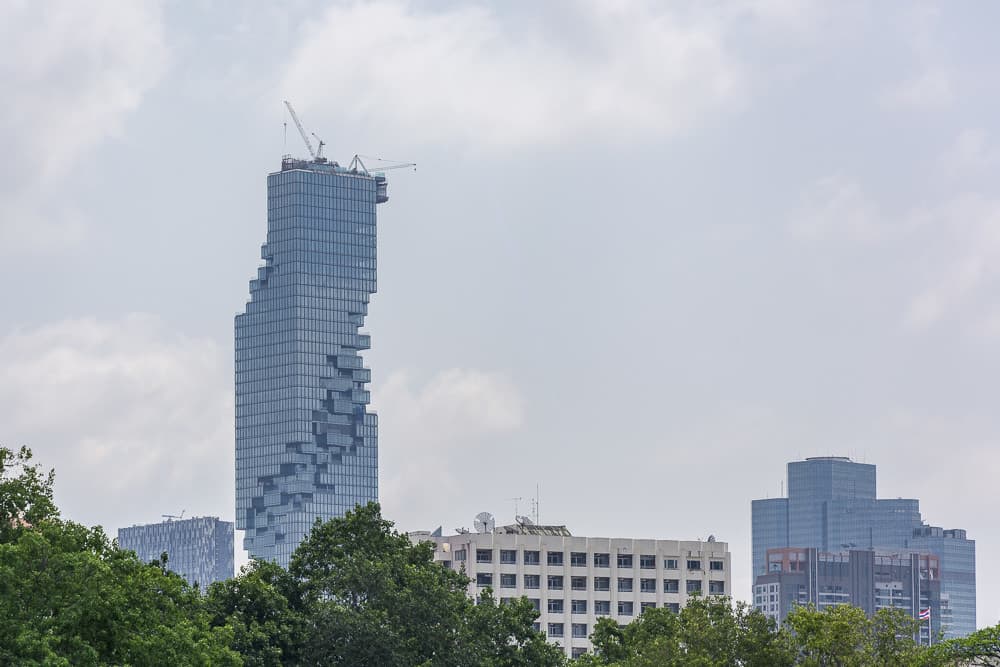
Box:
xmin=751 ymin=457 xmax=975 ymax=638
xmin=411 ymin=520 xmax=731 ymax=660
xmin=908 ymin=526 xmax=976 ymax=640
xmin=235 ymin=153 xmax=388 ymax=566
xmin=753 ymin=547 xmax=944 ymax=644
xmin=118 ymin=516 xmax=234 ymax=587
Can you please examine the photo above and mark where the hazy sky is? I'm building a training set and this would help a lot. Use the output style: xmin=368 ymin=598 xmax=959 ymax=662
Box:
xmin=2 ymin=0 xmax=999 ymax=626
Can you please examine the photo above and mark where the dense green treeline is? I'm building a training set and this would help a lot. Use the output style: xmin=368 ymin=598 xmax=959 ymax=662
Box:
xmin=2 ymin=445 xmax=998 ymax=666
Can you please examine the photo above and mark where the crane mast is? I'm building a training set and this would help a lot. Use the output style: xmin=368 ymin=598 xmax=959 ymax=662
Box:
xmin=283 ymin=100 xmax=317 ymax=160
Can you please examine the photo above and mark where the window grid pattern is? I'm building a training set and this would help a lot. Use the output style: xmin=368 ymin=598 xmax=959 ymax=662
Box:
xmin=235 ymin=165 xmax=383 ymax=566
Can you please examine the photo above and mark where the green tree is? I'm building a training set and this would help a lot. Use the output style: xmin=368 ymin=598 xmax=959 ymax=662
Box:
xmin=579 ymin=596 xmax=794 ymax=667
xmin=465 ymin=588 xmax=566 ymax=667
xmin=287 ymin=501 xmax=560 ymax=666
xmin=934 ymin=623 xmax=1000 ymax=665
xmin=0 ymin=445 xmax=241 ymax=666
xmin=786 ymin=604 xmax=874 ymax=667
xmin=207 ymin=559 xmax=305 ymax=666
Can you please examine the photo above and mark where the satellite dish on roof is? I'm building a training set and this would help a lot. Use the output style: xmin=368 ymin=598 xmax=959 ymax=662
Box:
xmin=474 ymin=512 xmax=495 ymax=533
xmin=516 ymin=515 xmax=534 ymax=526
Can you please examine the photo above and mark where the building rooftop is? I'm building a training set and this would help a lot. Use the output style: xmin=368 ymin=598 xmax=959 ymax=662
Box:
xmin=497 ymin=524 xmax=572 ymax=536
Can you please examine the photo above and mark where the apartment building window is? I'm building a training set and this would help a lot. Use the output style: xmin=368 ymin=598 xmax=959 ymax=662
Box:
xmin=594 ymin=577 xmax=610 ymax=591
xmin=500 ymin=573 xmax=516 ymax=588
xmin=641 ymin=601 xmax=656 ymax=613
xmin=595 ymin=600 xmax=611 ymax=615
xmin=548 ymin=599 xmax=564 ymax=613
xmin=571 ymin=576 xmax=587 ymax=591
xmin=594 ymin=553 xmax=610 ymax=568
xmin=687 ymin=580 xmax=703 ymax=594
xmin=548 ymin=623 xmax=564 ymax=638
xmin=572 ymin=623 xmax=588 ymax=638
xmin=617 ymin=554 xmax=633 ymax=568
xmin=640 ymin=578 xmax=656 ymax=593
xmin=500 ymin=549 xmax=517 ymax=564
xmin=664 ymin=579 xmax=680 ymax=593
xmin=500 ymin=597 xmax=513 ymax=605
xmin=618 ymin=601 xmax=634 ymax=616
xmin=529 ymin=598 xmax=541 ymax=611
xmin=455 ymin=549 xmax=467 ymax=562
xmin=571 ymin=599 xmax=587 ymax=614
xmin=709 ymin=581 xmax=726 ymax=595
xmin=666 ymin=602 xmax=680 ymax=613
xmin=532 ymin=622 xmax=540 ymax=632
xmin=618 ymin=577 xmax=633 ymax=592
xmin=639 ymin=554 xmax=656 ymax=569
xmin=548 ymin=575 xmax=564 ymax=590
xmin=477 ymin=549 xmax=493 ymax=563
xmin=687 ymin=559 xmax=701 ymax=570
xmin=572 ymin=648 xmax=588 ymax=659
xmin=570 ymin=551 xmax=587 ymax=567
xmin=664 ymin=558 xmax=678 ymax=569
xmin=477 ymin=573 xmax=492 ymax=587
xmin=710 ymin=560 xmax=724 ymax=571
xmin=524 ymin=550 xmax=540 ymax=565
xmin=442 ymin=560 xmax=452 ymax=569
xmin=525 ymin=575 xmax=540 ymax=589
xmin=547 ymin=551 xmax=564 ymax=566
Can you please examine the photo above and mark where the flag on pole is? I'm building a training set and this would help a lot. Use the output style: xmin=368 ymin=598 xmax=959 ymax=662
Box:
xmin=919 ymin=608 xmax=931 ymax=621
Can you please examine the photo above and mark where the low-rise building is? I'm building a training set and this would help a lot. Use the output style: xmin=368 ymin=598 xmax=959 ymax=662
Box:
xmin=411 ymin=519 xmax=730 ymax=659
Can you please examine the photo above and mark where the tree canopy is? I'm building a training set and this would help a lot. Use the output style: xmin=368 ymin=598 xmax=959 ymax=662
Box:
xmin=3 ymin=443 xmax=1000 ymax=667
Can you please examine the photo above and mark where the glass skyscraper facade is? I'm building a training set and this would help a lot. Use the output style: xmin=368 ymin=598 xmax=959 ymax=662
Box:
xmin=118 ymin=516 xmax=234 ymax=588
xmin=235 ymin=156 xmax=386 ymax=566
xmin=751 ymin=457 xmax=975 ymax=638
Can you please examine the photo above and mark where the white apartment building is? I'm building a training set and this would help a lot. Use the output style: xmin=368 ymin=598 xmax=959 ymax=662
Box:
xmin=410 ymin=520 xmax=731 ymax=659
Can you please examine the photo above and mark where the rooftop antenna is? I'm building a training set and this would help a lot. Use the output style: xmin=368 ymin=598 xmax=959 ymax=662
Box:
xmin=283 ymin=100 xmax=317 ymax=161
xmin=508 ymin=496 xmax=524 ymax=519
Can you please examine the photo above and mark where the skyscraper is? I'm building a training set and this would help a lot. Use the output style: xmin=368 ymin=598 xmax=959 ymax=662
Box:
xmin=751 ymin=456 xmax=976 ymax=638
xmin=235 ymin=153 xmax=387 ymax=566
xmin=118 ymin=516 xmax=234 ymax=587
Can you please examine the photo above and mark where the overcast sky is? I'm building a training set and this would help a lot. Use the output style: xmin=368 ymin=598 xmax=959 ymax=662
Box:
xmin=2 ymin=0 xmax=999 ymax=627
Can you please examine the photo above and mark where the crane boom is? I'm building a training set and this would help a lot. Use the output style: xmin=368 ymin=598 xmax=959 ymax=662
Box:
xmin=283 ymin=100 xmax=316 ymax=160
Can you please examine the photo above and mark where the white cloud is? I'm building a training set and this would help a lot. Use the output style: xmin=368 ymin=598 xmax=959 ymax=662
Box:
xmin=904 ymin=195 xmax=1000 ymax=331
xmin=880 ymin=67 xmax=954 ymax=111
xmin=0 ymin=0 xmax=168 ymax=252
xmin=280 ymin=1 xmax=744 ymax=152
xmin=0 ymin=315 xmax=232 ymax=531
xmin=789 ymin=176 xmax=886 ymax=242
xmin=373 ymin=368 xmax=523 ymax=529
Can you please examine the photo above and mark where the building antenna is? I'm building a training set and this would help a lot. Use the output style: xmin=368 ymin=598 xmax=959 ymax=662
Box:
xmin=536 ymin=483 xmax=540 ymax=525
xmin=508 ymin=496 xmax=524 ymax=519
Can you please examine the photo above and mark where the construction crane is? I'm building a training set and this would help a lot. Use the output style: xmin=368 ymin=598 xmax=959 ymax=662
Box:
xmin=311 ymin=132 xmax=326 ymax=160
xmin=349 ymin=154 xmax=416 ymax=174
xmin=161 ymin=510 xmax=185 ymax=521
xmin=283 ymin=100 xmax=317 ymax=161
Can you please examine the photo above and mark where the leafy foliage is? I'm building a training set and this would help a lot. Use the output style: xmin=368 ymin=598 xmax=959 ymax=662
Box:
xmin=578 ymin=595 xmax=795 ymax=666
xmin=6 ymin=444 xmax=1000 ymax=667
xmin=0 ymin=445 xmax=240 ymax=666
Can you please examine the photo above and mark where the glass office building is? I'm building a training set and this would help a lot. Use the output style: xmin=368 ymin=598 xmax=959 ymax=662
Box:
xmin=118 ymin=516 xmax=234 ymax=587
xmin=909 ymin=526 xmax=976 ymax=640
xmin=752 ymin=457 xmax=975 ymax=638
xmin=235 ymin=156 xmax=387 ymax=566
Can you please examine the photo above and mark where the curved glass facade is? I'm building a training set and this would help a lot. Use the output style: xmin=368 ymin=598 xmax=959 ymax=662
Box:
xmin=235 ymin=159 xmax=383 ymax=566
